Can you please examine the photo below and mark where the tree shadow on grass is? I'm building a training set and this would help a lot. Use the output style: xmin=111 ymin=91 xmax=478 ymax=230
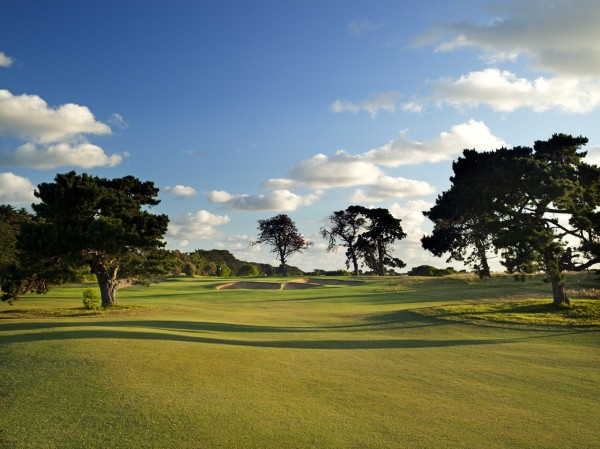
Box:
xmin=2 ymin=315 xmax=590 ymax=349
xmin=3 ymin=327 xmax=530 ymax=349
xmin=0 ymin=308 xmax=444 ymax=334
xmin=0 ymin=320 xmax=314 ymax=334
xmin=241 ymin=290 xmax=545 ymax=307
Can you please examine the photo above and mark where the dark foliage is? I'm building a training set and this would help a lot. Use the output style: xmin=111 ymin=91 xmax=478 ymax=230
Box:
xmin=422 ymin=134 xmax=600 ymax=304
xmin=2 ymin=172 xmax=169 ymax=306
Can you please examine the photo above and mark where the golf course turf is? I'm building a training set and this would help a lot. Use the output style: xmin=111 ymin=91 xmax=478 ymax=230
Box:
xmin=1 ymin=273 xmax=598 ymax=448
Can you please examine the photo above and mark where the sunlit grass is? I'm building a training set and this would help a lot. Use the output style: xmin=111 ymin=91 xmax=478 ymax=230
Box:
xmin=1 ymin=273 xmax=599 ymax=448
xmin=417 ymin=299 xmax=600 ymax=328
xmin=0 ymin=304 xmax=155 ymax=319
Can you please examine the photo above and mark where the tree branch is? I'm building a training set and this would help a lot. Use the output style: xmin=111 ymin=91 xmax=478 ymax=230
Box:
xmin=572 ymin=256 xmax=600 ymax=272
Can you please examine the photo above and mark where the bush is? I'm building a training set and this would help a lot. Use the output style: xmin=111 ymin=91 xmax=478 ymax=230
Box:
xmin=217 ymin=263 xmax=231 ymax=277
xmin=182 ymin=263 xmax=196 ymax=277
xmin=407 ymin=265 xmax=438 ymax=276
xmin=238 ymin=264 xmax=260 ymax=277
xmin=82 ymin=288 xmax=101 ymax=310
xmin=408 ymin=265 xmax=458 ymax=277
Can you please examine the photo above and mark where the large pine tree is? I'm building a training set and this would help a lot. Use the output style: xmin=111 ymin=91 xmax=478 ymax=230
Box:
xmin=423 ymin=134 xmax=600 ymax=305
xmin=2 ymin=172 xmax=169 ymax=306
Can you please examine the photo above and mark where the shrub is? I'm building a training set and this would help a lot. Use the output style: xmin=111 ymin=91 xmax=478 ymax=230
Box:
xmin=327 ymin=269 xmax=351 ymax=276
xmin=82 ymin=288 xmax=101 ymax=310
xmin=407 ymin=265 xmax=458 ymax=277
xmin=407 ymin=265 xmax=438 ymax=276
xmin=182 ymin=263 xmax=196 ymax=277
xmin=238 ymin=264 xmax=260 ymax=277
xmin=217 ymin=263 xmax=231 ymax=277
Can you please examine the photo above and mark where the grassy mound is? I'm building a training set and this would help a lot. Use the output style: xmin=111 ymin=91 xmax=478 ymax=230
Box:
xmin=416 ymin=299 xmax=600 ymax=328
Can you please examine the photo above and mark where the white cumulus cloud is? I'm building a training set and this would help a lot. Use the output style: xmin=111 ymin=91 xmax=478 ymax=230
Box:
xmin=260 ymin=178 xmax=298 ymax=190
xmin=431 ymin=69 xmax=600 ymax=113
xmin=389 ymin=200 xmax=433 ymax=243
xmin=164 ymin=185 xmax=196 ymax=198
xmin=0 ymin=89 xmax=124 ymax=170
xmin=362 ymin=119 xmax=506 ymax=167
xmin=0 ymin=90 xmax=111 ymax=144
xmin=287 ymin=150 xmax=383 ymax=189
xmin=411 ymin=0 xmax=600 ymax=114
xmin=208 ymin=190 xmax=233 ymax=202
xmin=209 ymin=189 xmax=321 ymax=211
xmin=0 ymin=172 xmax=37 ymax=204
xmin=350 ymin=176 xmax=436 ymax=203
xmin=1 ymin=142 xmax=122 ymax=169
xmin=255 ymin=120 xmax=503 ymax=204
xmin=167 ymin=210 xmax=230 ymax=240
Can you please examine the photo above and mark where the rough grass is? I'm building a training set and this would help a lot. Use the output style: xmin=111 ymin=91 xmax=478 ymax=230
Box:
xmin=0 ymin=273 xmax=599 ymax=449
xmin=417 ymin=299 xmax=600 ymax=328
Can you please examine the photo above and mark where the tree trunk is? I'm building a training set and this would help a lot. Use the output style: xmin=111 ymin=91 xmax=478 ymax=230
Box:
xmin=477 ymin=259 xmax=491 ymax=279
xmin=279 ymin=264 xmax=287 ymax=276
xmin=278 ymin=248 xmax=288 ymax=276
xmin=544 ymin=249 xmax=570 ymax=306
xmin=475 ymin=239 xmax=491 ymax=279
xmin=98 ymin=277 xmax=118 ymax=307
xmin=376 ymin=240 xmax=385 ymax=276
xmin=88 ymin=257 xmax=123 ymax=307
xmin=551 ymin=280 xmax=570 ymax=306
xmin=348 ymin=248 xmax=360 ymax=276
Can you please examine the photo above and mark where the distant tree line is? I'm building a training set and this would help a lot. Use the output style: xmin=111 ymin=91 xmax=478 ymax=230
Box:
xmin=168 ymin=249 xmax=302 ymax=278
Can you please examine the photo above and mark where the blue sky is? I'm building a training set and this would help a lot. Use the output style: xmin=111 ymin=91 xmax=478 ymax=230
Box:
xmin=1 ymin=0 xmax=599 ymax=272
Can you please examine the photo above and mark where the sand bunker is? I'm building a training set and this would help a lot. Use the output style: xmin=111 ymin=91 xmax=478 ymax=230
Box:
xmin=217 ymin=278 xmax=363 ymax=290
xmin=217 ymin=281 xmax=282 ymax=290
xmin=282 ymin=282 xmax=320 ymax=290
xmin=291 ymin=278 xmax=363 ymax=286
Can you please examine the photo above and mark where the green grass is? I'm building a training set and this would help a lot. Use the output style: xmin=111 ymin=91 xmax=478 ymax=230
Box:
xmin=417 ymin=299 xmax=600 ymax=327
xmin=1 ymin=273 xmax=599 ymax=448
